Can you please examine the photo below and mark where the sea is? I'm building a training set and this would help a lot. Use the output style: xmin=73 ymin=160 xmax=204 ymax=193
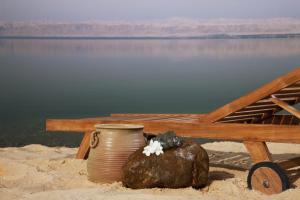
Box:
xmin=1 ymin=38 xmax=300 ymax=147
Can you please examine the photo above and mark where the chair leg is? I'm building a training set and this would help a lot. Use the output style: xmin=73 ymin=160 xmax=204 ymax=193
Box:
xmin=244 ymin=141 xmax=290 ymax=194
xmin=243 ymin=141 xmax=272 ymax=163
xmin=76 ymin=131 xmax=91 ymax=159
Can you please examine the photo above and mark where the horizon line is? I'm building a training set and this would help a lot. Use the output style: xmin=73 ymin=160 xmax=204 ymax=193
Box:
xmin=1 ymin=33 xmax=300 ymax=40
xmin=1 ymin=17 xmax=300 ymax=24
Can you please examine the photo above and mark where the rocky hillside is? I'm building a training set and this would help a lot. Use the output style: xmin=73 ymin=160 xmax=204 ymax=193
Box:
xmin=1 ymin=18 xmax=300 ymax=37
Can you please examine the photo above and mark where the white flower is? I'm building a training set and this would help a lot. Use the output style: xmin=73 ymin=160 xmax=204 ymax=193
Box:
xmin=142 ymin=140 xmax=164 ymax=156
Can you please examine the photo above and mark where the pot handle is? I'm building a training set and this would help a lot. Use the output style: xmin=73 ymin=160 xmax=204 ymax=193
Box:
xmin=90 ymin=131 xmax=100 ymax=148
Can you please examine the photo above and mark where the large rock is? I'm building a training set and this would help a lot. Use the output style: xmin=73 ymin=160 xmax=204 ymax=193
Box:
xmin=122 ymin=139 xmax=209 ymax=189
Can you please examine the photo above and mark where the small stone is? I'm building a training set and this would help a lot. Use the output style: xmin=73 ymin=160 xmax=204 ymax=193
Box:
xmin=78 ymin=169 xmax=86 ymax=175
xmin=152 ymin=131 xmax=183 ymax=150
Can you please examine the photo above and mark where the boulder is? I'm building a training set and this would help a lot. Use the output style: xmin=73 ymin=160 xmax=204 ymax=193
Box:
xmin=122 ymin=139 xmax=209 ymax=189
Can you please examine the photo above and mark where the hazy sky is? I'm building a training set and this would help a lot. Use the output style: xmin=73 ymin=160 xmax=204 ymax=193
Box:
xmin=1 ymin=0 xmax=300 ymax=22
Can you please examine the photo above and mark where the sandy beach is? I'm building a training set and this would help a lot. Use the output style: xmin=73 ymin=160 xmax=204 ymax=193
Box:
xmin=0 ymin=142 xmax=299 ymax=200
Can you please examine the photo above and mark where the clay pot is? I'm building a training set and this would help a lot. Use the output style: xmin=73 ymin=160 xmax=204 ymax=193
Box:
xmin=87 ymin=124 xmax=145 ymax=183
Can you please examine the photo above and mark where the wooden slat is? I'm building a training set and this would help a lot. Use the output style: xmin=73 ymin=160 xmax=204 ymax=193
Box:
xmin=270 ymin=95 xmax=300 ymax=119
xmin=46 ymin=118 xmax=300 ymax=143
xmin=234 ymin=108 xmax=275 ymax=114
xmin=109 ymin=114 xmax=204 ymax=123
xmin=281 ymin=87 xmax=300 ymax=91
xmin=290 ymin=82 xmax=300 ymax=87
xmin=125 ymin=116 xmax=180 ymax=121
xmin=83 ymin=116 xmax=197 ymax=121
xmin=280 ymin=115 xmax=285 ymax=125
xmin=85 ymin=116 xmax=193 ymax=122
xmin=245 ymin=101 xmax=276 ymax=106
xmin=260 ymin=115 xmax=299 ymax=125
xmin=244 ymin=104 xmax=278 ymax=110
xmin=148 ymin=117 xmax=198 ymax=123
xmin=202 ymin=67 xmax=300 ymax=123
xmin=251 ymin=96 xmax=299 ymax=124
xmin=111 ymin=113 xmax=205 ymax=118
xmin=273 ymin=92 xmax=300 ymax=97
xmin=291 ymin=116 xmax=300 ymax=125
xmin=274 ymin=90 xmax=300 ymax=94
xmin=217 ymin=117 xmax=255 ymax=123
xmin=224 ymin=113 xmax=266 ymax=119
xmin=246 ymin=112 xmax=277 ymax=124
xmin=271 ymin=115 xmax=276 ymax=124
xmin=219 ymin=93 xmax=299 ymax=124
xmin=257 ymin=97 xmax=298 ymax=103
xmin=242 ymin=99 xmax=294 ymax=111
xmin=278 ymin=156 xmax=300 ymax=169
xmin=272 ymin=115 xmax=283 ymax=124
xmin=284 ymin=115 xmax=294 ymax=125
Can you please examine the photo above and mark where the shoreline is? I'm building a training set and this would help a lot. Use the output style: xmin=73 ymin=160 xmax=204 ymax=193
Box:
xmin=1 ymin=142 xmax=299 ymax=200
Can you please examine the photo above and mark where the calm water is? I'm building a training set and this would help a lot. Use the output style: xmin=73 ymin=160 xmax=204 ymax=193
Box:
xmin=1 ymin=38 xmax=300 ymax=147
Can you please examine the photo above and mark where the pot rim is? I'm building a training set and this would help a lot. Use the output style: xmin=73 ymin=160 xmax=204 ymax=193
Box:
xmin=94 ymin=124 xmax=144 ymax=130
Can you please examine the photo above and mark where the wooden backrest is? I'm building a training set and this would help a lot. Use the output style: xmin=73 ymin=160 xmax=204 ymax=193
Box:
xmin=202 ymin=67 xmax=300 ymax=124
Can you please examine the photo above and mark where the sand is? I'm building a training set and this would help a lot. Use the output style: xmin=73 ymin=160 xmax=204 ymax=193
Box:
xmin=0 ymin=142 xmax=300 ymax=200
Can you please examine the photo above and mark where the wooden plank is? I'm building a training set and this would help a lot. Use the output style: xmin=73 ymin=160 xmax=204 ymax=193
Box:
xmin=291 ymin=116 xmax=300 ymax=125
xmin=244 ymin=104 xmax=278 ymax=110
xmin=280 ymin=115 xmax=285 ymax=125
xmin=272 ymin=115 xmax=283 ymax=125
xmin=221 ymin=95 xmax=298 ymax=124
xmin=261 ymin=115 xmax=300 ymax=125
xmin=111 ymin=113 xmax=205 ymax=118
xmin=290 ymin=82 xmax=300 ymax=87
xmin=46 ymin=118 xmax=300 ymax=143
xmin=281 ymin=87 xmax=300 ymax=91
xmin=290 ymin=116 xmax=295 ymax=125
xmin=234 ymin=108 xmax=275 ymax=114
xmin=115 ymin=116 xmax=198 ymax=123
xmin=268 ymin=94 xmax=300 ymax=99
xmin=202 ymin=67 xmax=300 ymax=123
xmin=274 ymin=91 xmax=300 ymax=95
xmin=224 ymin=112 xmax=266 ymax=119
xmin=271 ymin=115 xmax=276 ymax=124
xmin=270 ymin=95 xmax=300 ymax=119
xmin=217 ymin=117 xmax=254 ymax=123
xmin=101 ymin=115 xmax=202 ymax=123
xmin=284 ymin=115 xmax=294 ymax=125
xmin=76 ymin=131 xmax=92 ymax=159
xmin=251 ymin=113 xmax=274 ymax=124
xmin=257 ymin=97 xmax=298 ymax=103
xmin=278 ymin=156 xmax=300 ymax=169
xmin=242 ymin=100 xmax=292 ymax=112
xmin=125 ymin=116 xmax=180 ymax=121
xmin=244 ymin=141 xmax=272 ymax=163
xmin=262 ymin=117 xmax=273 ymax=124
xmin=148 ymin=117 xmax=198 ymax=123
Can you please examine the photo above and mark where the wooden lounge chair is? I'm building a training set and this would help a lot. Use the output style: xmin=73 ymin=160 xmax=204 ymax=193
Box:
xmin=46 ymin=67 xmax=300 ymax=194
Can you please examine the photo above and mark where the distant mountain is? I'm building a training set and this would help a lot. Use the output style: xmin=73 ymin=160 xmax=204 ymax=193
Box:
xmin=1 ymin=18 xmax=300 ymax=38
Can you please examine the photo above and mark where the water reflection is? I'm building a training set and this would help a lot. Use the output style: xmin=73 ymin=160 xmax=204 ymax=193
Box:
xmin=0 ymin=38 xmax=300 ymax=147
xmin=1 ymin=38 xmax=300 ymax=59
